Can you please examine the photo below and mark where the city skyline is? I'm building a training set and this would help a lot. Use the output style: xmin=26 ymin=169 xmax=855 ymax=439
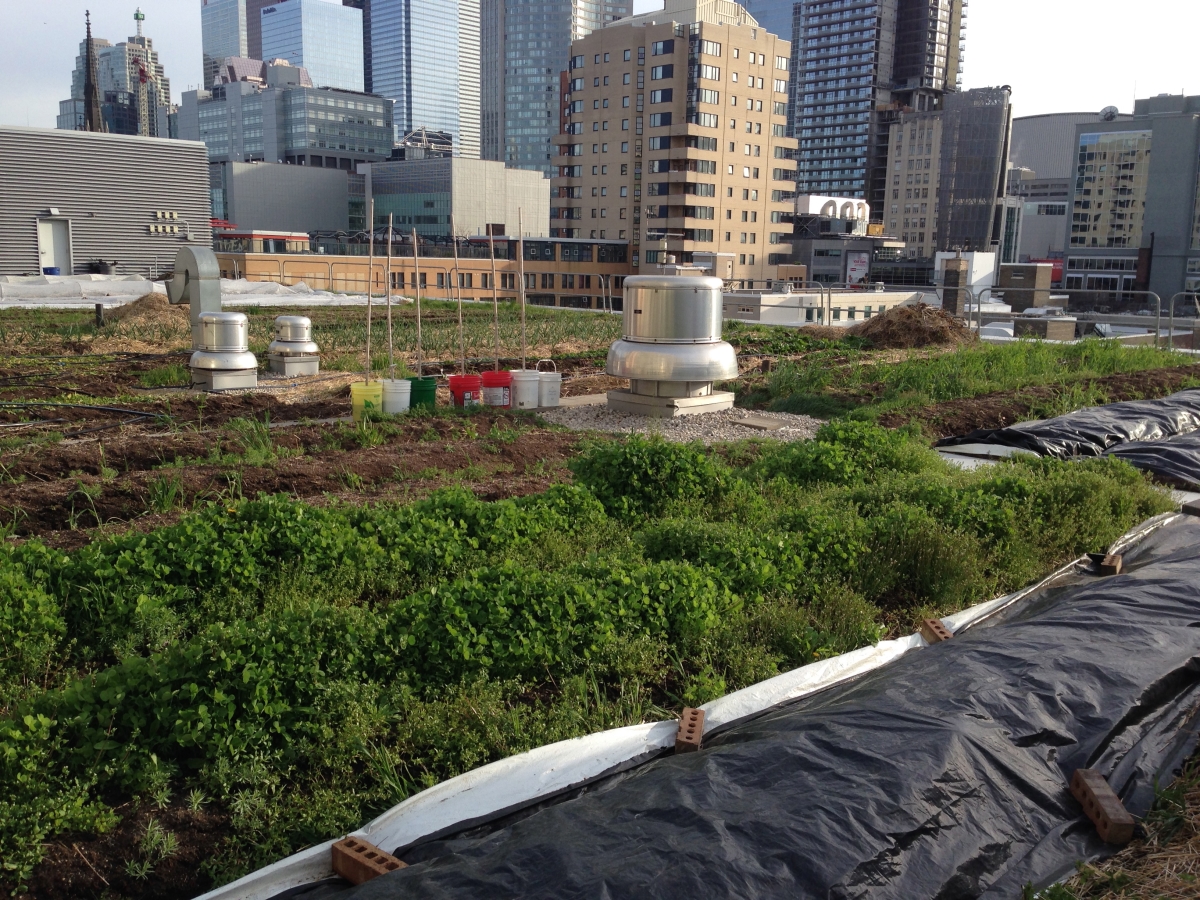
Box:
xmin=0 ymin=0 xmax=1194 ymax=132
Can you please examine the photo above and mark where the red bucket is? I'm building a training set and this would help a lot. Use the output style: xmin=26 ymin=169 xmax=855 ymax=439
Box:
xmin=481 ymin=370 xmax=512 ymax=408
xmin=448 ymin=374 xmax=483 ymax=407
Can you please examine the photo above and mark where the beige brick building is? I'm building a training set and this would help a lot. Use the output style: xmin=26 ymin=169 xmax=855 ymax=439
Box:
xmin=550 ymin=0 xmax=797 ymax=286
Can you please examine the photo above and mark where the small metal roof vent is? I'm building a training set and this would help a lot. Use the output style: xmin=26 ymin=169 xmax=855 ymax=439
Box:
xmin=605 ymin=275 xmax=737 ymax=417
xmin=268 ymin=315 xmax=320 ymax=377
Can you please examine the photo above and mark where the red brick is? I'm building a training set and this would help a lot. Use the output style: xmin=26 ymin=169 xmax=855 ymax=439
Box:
xmin=919 ymin=618 xmax=953 ymax=644
xmin=676 ymin=707 xmax=705 ymax=753
xmin=1099 ymin=554 xmax=1123 ymax=576
xmin=332 ymin=837 xmax=407 ymax=885
xmin=1070 ymin=769 xmax=1135 ymax=845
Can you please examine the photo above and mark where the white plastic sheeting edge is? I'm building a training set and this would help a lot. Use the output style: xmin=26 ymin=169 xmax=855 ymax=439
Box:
xmin=194 ymin=513 xmax=1178 ymax=900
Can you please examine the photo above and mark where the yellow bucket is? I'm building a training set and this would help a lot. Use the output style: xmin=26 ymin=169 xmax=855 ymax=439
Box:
xmin=350 ymin=381 xmax=383 ymax=422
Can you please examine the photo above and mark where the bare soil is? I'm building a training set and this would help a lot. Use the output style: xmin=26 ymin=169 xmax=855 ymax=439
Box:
xmin=24 ymin=800 xmax=228 ymax=900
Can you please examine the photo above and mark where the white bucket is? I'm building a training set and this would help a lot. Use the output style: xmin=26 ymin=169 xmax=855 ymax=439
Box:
xmin=510 ymin=369 xmax=541 ymax=410
xmin=538 ymin=372 xmax=562 ymax=408
xmin=380 ymin=378 xmax=412 ymax=414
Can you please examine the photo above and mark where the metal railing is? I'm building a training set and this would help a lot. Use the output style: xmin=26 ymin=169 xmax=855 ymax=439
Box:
xmin=973 ymin=287 xmax=1168 ymax=347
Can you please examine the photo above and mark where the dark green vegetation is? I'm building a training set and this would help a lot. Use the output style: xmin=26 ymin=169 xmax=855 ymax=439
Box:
xmin=0 ymin=422 xmax=1173 ymax=895
xmin=744 ymin=339 xmax=1200 ymax=429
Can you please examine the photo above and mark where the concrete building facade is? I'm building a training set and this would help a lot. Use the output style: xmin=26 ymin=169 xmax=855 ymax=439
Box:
xmin=1009 ymin=111 xmax=1133 ymax=262
xmin=366 ymin=157 xmax=550 ymax=238
xmin=178 ymin=63 xmax=392 ymax=168
xmin=210 ymin=161 xmax=350 ymax=234
xmin=551 ymin=0 xmax=798 ymax=285
xmin=0 ymin=127 xmax=211 ymax=277
xmin=1065 ymin=94 xmax=1200 ymax=301
xmin=260 ymin=0 xmax=365 ymax=92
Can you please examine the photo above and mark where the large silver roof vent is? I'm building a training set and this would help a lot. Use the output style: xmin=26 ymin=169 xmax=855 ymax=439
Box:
xmin=605 ymin=275 xmax=737 ymax=417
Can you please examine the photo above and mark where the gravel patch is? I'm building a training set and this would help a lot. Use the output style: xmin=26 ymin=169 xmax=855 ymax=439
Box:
xmin=539 ymin=404 xmax=822 ymax=444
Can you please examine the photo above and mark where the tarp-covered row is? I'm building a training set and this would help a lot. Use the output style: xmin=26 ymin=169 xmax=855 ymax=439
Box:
xmin=1105 ymin=429 xmax=1200 ymax=489
xmin=936 ymin=389 xmax=1200 ymax=459
xmin=276 ymin=514 xmax=1200 ymax=900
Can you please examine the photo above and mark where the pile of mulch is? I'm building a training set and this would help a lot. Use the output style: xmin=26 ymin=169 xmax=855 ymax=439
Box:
xmin=107 ymin=293 xmax=189 ymax=326
xmin=848 ymin=303 xmax=974 ymax=350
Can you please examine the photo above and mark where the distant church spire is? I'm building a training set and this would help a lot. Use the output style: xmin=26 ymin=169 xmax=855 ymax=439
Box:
xmin=83 ymin=10 xmax=105 ymax=132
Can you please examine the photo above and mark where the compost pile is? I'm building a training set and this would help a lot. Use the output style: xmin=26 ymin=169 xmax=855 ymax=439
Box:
xmin=849 ymin=302 xmax=973 ymax=350
xmin=106 ymin=292 xmax=189 ymax=326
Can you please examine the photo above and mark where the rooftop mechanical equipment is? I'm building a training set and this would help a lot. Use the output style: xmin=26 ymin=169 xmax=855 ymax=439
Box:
xmin=605 ymin=275 xmax=738 ymax=417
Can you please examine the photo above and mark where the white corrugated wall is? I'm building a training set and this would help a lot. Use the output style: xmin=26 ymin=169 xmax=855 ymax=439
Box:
xmin=0 ymin=126 xmax=212 ymax=277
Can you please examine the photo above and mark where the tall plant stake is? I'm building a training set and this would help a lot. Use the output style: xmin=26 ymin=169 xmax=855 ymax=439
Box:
xmin=386 ymin=213 xmax=395 ymax=378
xmin=365 ymin=198 xmax=374 ymax=382
xmin=412 ymin=227 xmax=423 ymax=377
xmin=517 ymin=208 xmax=528 ymax=370
xmin=488 ymin=230 xmax=500 ymax=370
xmin=451 ymin=214 xmax=465 ymax=375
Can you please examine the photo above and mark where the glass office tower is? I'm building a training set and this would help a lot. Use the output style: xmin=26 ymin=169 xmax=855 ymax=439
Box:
xmin=741 ymin=0 xmax=794 ymax=43
xmin=484 ymin=0 xmax=629 ymax=174
xmin=370 ymin=0 xmax=481 ymax=157
xmin=201 ymin=0 xmax=249 ymax=88
xmin=260 ymin=0 xmax=364 ymax=92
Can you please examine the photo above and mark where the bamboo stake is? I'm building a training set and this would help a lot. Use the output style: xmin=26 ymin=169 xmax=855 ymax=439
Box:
xmin=451 ymin=214 xmax=465 ymax=375
xmin=412 ymin=227 xmax=423 ymax=377
xmin=517 ymin=208 xmax=528 ymax=370
xmin=365 ymin=198 xmax=374 ymax=382
xmin=488 ymin=230 xmax=500 ymax=371
xmin=386 ymin=213 xmax=394 ymax=378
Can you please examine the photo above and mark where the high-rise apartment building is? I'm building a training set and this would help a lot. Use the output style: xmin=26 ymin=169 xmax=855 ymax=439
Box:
xmin=59 ymin=9 xmax=175 ymax=138
xmin=1065 ymin=94 xmax=1200 ymax=300
xmin=260 ymin=0 xmax=365 ymax=92
xmin=791 ymin=0 xmax=965 ymax=213
xmin=202 ymin=0 xmax=248 ymax=89
xmin=481 ymin=0 xmax=631 ymax=173
xmin=882 ymin=85 xmax=1012 ymax=259
xmin=369 ymin=0 xmax=481 ymax=157
xmin=551 ymin=0 xmax=798 ymax=285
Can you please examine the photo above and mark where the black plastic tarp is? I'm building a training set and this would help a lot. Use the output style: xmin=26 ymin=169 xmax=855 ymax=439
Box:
xmin=935 ymin=389 xmax=1200 ymax=458
xmin=289 ymin=515 xmax=1200 ymax=900
xmin=1105 ymin=430 xmax=1200 ymax=489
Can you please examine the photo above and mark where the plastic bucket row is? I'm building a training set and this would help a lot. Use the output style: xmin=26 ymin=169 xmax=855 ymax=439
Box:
xmin=351 ymin=371 xmax=561 ymax=421
xmin=350 ymin=377 xmax=436 ymax=420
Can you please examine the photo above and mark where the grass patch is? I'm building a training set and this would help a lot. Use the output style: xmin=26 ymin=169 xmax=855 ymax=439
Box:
xmin=763 ymin=339 xmax=1197 ymax=424
xmin=138 ymin=363 xmax=189 ymax=389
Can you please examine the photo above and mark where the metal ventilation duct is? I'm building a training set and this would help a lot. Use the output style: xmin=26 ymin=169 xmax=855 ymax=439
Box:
xmin=606 ymin=275 xmax=738 ymax=417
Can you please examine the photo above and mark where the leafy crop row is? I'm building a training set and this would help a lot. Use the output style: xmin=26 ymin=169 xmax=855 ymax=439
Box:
xmin=0 ymin=422 xmax=1173 ymax=893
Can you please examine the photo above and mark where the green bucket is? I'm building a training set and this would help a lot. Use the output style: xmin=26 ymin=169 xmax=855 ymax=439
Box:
xmin=407 ymin=375 xmax=438 ymax=409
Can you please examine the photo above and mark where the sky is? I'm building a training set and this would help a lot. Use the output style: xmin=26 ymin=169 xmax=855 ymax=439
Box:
xmin=0 ymin=0 xmax=1194 ymax=129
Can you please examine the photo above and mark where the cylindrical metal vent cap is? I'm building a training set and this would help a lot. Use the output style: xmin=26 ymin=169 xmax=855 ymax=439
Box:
xmin=198 ymin=311 xmax=249 ymax=352
xmin=622 ymin=274 xmax=725 ymax=344
xmin=274 ymin=315 xmax=312 ymax=342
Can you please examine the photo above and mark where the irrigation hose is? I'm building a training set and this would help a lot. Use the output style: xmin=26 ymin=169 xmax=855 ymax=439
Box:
xmin=0 ymin=402 xmax=172 ymax=419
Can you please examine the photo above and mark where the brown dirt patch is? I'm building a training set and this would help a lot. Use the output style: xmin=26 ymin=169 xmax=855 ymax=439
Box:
xmin=878 ymin=365 xmax=1200 ymax=438
xmin=848 ymin=303 xmax=974 ymax=350
xmin=22 ymin=801 xmax=228 ymax=900
xmin=1 ymin=414 xmax=581 ymax=545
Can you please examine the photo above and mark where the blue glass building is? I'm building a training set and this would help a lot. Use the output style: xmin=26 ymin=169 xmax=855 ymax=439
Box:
xmin=201 ymin=0 xmax=249 ymax=88
xmin=484 ymin=0 xmax=630 ymax=174
xmin=369 ymin=0 xmax=481 ymax=157
xmin=260 ymin=0 xmax=365 ymax=92
xmin=741 ymin=0 xmax=794 ymax=44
